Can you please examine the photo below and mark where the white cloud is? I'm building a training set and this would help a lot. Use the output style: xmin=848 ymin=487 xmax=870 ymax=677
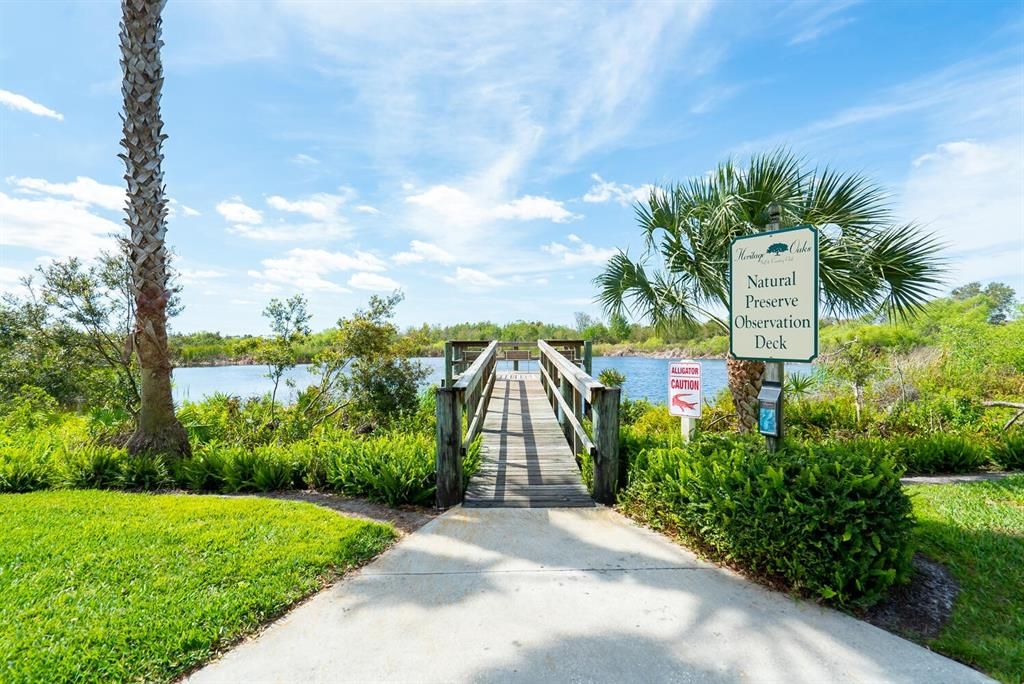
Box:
xmin=0 ymin=266 xmax=26 ymax=295
xmin=290 ymin=153 xmax=319 ymax=165
xmin=7 ymin=175 xmax=124 ymax=211
xmin=405 ymin=184 xmax=579 ymax=230
xmin=582 ymin=174 xmax=652 ymax=206
xmin=902 ymin=139 xmax=1024 ymax=288
xmin=216 ymin=198 xmax=262 ymax=225
xmin=267 ymin=191 xmax=352 ymax=221
xmin=248 ymin=248 xmax=386 ymax=292
xmin=543 ymin=235 xmax=617 ymax=266
xmin=493 ymin=195 xmax=580 ymax=223
xmin=0 ymin=191 xmax=118 ymax=259
xmin=348 ymin=272 xmax=400 ymax=291
xmin=0 ymin=89 xmax=64 ymax=121
xmin=220 ymin=191 xmax=358 ymax=241
xmin=443 ymin=267 xmax=503 ymax=290
xmin=392 ymin=240 xmax=456 ymax=265
xmin=355 ymin=204 xmax=380 ymax=215
xmin=179 ymin=268 xmax=227 ymax=284
xmin=786 ymin=1 xmax=859 ymax=46
xmin=181 ymin=205 xmax=201 ymax=217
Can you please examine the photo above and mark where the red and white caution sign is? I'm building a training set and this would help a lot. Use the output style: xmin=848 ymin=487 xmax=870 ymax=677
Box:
xmin=668 ymin=361 xmax=702 ymax=418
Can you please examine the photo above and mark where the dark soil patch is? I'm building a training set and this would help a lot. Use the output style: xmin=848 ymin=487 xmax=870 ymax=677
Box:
xmin=865 ymin=553 xmax=959 ymax=640
xmin=254 ymin=490 xmax=438 ymax=534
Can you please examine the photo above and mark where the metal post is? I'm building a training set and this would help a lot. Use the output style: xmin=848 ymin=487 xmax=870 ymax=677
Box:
xmin=764 ymin=205 xmax=785 ymax=452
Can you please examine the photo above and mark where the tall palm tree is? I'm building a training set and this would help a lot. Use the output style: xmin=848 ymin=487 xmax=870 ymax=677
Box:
xmin=121 ymin=0 xmax=190 ymax=457
xmin=596 ymin=151 xmax=944 ymax=431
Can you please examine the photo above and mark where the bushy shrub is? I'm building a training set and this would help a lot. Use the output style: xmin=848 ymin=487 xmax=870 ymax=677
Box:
xmin=118 ymin=453 xmax=173 ymax=490
xmin=839 ymin=434 xmax=990 ymax=474
xmin=622 ymin=436 xmax=914 ymax=608
xmin=990 ymin=432 xmax=1024 ymax=470
xmin=56 ymin=444 xmax=126 ymax=489
xmin=0 ymin=444 xmax=51 ymax=493
xmin=0 ymin=385 xmax=60 ymax=432
xmin=325 ymin=432 xmax=435 ymax=506
xmin=175 ymin=444 xmax=227 ymax=492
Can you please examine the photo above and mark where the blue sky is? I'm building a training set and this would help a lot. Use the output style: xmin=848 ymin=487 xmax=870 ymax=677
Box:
xmin=1 ymin=0 xmax=1022 ymax=334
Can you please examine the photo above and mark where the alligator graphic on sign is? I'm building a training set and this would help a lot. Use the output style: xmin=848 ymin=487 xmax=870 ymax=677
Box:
xmin=766 ymin=242 xmax=788 ymax=255
xmin=671 ymin=395 xmax=699 ymax=412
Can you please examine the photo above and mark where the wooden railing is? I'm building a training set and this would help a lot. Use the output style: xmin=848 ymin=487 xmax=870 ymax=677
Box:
xmin=434 ymin=338 xmax=618 ymax=508
xmin=537 ymin=340 xmax=620 ymax=503
xmin=435 ymin=341 xmax=498 ymax=507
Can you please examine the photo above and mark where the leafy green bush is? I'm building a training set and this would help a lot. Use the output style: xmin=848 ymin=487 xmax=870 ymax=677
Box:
xmin=839 ymin=434 xmax=990 ymax=474
xmin=119 ymin=454 xmax=173 ymax=490
xmin=175 ymin=444 xmax=228 ymax=492
xmin=325 ymin=432 xmax=435 ymax=506
xmin=990 ymin=432 xmax=1024 ymax=470
xmin=0 ymin=444 xmax=51 ymax=493
xmin=56 ymin=444 xmax=125 ymax=489
xmin=621 ymin=436 xmax=914 ymax=609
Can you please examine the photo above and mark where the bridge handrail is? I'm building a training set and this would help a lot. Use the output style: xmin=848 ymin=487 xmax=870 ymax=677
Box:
xmin=536 ymin=339 xmax=620 ymax=505
xmin=455 ymin=341 xmax=499 ymax=444
xmin=537 ymin=340 xmax=601 ymax=401
xmin=537 ymin=359 xmax=597 ymax=456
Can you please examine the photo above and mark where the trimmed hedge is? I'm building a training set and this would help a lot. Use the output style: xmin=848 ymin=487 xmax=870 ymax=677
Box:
xmin=621 ymin=437 xmax=914 ymax=609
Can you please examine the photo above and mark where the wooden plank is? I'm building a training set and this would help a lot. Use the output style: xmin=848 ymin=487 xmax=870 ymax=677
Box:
xmin=463 ymin=373 xmax=595 ymax=509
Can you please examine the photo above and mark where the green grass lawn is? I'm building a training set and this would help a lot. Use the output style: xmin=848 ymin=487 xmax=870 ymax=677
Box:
xmin=0 ymin=490 xmax=396 ymax=682
xmin=908 ymin=475 xmax=1024 ymax=683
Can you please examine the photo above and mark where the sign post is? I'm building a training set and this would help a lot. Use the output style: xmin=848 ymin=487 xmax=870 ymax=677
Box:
xmin=729 ymin=219 xmax=818 ymax=451
xmin=668 ymin=360 xmax=702 ymax=442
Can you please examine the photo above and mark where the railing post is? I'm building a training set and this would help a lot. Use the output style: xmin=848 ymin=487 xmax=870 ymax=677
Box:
xmin=591 ymin=386 xmax=620 ymax=504
xmin=443 ymin=341 xmax=453 ymax=388
xmin=435 ymin=386 xmax=464 ymax=509
xmin=584 ymin=340 xmax=593 ymax=376
xmin=559 ymin=375 xmax=571 ymax=444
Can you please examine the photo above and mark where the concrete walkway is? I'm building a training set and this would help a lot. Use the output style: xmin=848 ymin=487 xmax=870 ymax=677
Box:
xmin=189 ymin=507 xmax=990 ymax=683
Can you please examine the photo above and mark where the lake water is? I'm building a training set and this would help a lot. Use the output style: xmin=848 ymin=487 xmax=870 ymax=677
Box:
xmin=172 ymin=357 xmax=810 ymax=407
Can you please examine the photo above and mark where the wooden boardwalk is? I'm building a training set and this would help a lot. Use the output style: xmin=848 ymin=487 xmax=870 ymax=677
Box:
xmin=463 ymin=372 xmax=594 ymax=508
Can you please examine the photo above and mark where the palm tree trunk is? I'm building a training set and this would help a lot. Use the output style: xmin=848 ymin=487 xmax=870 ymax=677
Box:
xmin=727 ymin=356 xmax=764 ymax=432
xmin=121 ymin=0 xmax=189 ymax=458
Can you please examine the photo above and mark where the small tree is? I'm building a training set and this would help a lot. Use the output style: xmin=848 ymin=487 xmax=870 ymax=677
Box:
xmin=825 ymin=339 xmax=881 ymax=426
xmin=258 ymin=295 xmax=311 ymax=418
xmin=608 ymin=312 xmax=633 ymax=342
xmin=306 ymin=292 xmax=428 ymax=428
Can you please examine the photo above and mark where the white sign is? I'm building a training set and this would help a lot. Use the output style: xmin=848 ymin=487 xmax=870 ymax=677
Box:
xmin=729 ymin=225 xmax=819 ymax=362
xmin=668 ymin=361 xmax=702 ymax=417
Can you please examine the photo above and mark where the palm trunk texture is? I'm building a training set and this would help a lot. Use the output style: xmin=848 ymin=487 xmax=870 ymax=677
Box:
xmin=727 ymin=356 xmax=764 ymax=433
xmin=121 ymin=0 xmax=189 ymax=457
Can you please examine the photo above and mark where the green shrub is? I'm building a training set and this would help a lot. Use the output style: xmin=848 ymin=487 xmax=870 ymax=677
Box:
xmin=324 ymin=432 xmax=435 ymax=506
xmin=0 ymin=385 xmax=60 ymax=433
xmin=990 ymin=432 xmax=1024 ymax=470
xmin=288 ymin=440 xmax=329 ymax=489
xmin=56 ymin=444 xmax=126 ymax=489
xmin=118 ymin=454 xmax=173 ymax=490
xmin=251 ymin=446 xmax=296 ymax=491
xmin=175 ymin=444 xmax=227 ymax=492
xmin=840 ymin=434 xmax=990 ymax=474
xmin=0 ymin=445 xmax=51 ymax=493
xmin=621 ymin=436 xmax=914 ymax=609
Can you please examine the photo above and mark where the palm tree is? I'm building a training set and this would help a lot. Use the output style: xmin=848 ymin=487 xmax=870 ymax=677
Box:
xmin=596 ymin=151 xmax=944 ymax=431
xmin=121 ymin=0 xmax=190 ymax=457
